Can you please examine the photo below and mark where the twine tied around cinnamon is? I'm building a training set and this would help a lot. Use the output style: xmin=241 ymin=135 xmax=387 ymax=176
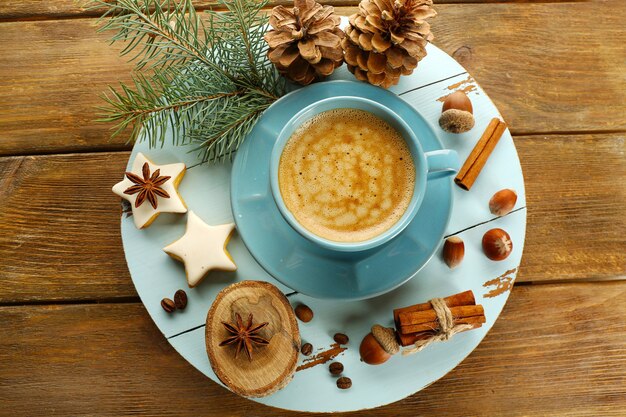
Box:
xmin=372 ymin=297 xmax=475 ymax=356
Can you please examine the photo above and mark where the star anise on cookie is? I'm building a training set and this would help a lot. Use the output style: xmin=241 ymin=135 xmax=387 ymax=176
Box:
xmin=219 ymin=313 xmax=269 ymax=361
xmin=123 ymin=162 xmax=171 ymax=209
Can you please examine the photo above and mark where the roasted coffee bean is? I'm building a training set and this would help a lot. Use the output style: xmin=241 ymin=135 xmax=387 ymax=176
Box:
xmin=294 ymin=304 xmax=314 ymax=322
xmin=336 ymin=376 xmax=352 ymax=390
xmin=329 ymin=361 xmax=344 ymax=375
xmin=333 ymin=333 xmax=349 ymax=345
xmin=161 ymin=298 xmax=176 ymax=313
xmin=174 ymin=289 xmax=188 ymax=310
xmin=301 ymin=343 xmax=313 ymax=356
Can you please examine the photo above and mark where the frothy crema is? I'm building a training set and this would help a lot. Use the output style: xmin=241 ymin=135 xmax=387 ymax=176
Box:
xmin=278 ymin=108 xmax=415 ymax=243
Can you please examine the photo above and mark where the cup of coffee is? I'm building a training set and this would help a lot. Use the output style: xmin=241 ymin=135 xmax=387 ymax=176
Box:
xmin=269 ymin=96 xmax=459 ymax=252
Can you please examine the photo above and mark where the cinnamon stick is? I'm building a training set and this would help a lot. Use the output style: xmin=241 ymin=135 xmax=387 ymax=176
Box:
xmin=454 ymin=118 xmax=508 ymax=191
xmin=393 ymin=290 xmax=475 ymax=329
xmin=397 ymin=321 xmax=485 ymax=347
xmin=398 ymin=304 xmax=485 ymax=327
xmin=399 ymin=314 xmax=486 ymax=335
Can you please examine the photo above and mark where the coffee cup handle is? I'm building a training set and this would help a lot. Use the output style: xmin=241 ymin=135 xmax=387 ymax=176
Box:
xmin=425 ymin=149 xmax=460 ymax=180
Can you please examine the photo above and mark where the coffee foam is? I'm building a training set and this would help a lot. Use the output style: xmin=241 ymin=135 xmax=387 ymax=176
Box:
xmin=278 ymin=108 xmax=416 ymax=243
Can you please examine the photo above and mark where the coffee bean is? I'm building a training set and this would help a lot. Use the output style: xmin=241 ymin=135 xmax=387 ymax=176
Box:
xmin=336 ymin=376 xmax=352 ymax=390
xmin=333 ymin=333 xmax=349 ymax=345
xmin=301 ymin=343 xmax=313 ymax=356
xmin=161 ymin=298 xmax=176 ymax=313
xmin=294 ymin=304 xmax=313 ymax=322
xmin=329 ymin=361 xmax=344 ymax=375
xmin=174 ymin=289 xmax=188 ymax=310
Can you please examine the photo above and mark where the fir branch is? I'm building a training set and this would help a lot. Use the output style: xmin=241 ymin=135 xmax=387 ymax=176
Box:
xmin=89 ymin=0 xmax=287 ymax=163
xmin=88 ymin=0 xmax=211 ymax=70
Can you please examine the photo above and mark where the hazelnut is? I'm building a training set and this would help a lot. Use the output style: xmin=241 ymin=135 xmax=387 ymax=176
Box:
xmin=482 ymin=228 xmax=513 ymax=261
xmin=294 ymin=304 xmax=314 ymax=322
xmin=443 ymin=236 xmax=464 ymax=269
xmin=439 ymin=91 xmax=475 ymax=133
xmin=359 ymin=332 xmax=391 ymax=365
xmin=489 ymin=189 xmax=517 ymax=216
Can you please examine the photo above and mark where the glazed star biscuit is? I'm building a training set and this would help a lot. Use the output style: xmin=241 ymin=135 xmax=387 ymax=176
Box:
xmin=112 ymin=152 xmax=187 ymax=229
xmin=163 ymin=211 xmax=237 ymax=287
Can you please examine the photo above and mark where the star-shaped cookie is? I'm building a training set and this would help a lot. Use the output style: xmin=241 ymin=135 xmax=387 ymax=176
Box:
xmin=163 ymin=211 xmax=237 ymax=287
xmin=112 ymin=153 xmax=187 ymax=229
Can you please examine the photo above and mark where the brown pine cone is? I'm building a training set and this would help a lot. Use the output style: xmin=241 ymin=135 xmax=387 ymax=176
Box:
xmin=342 ymin=0 xmax=436 ymax=88
xmin=264 ymin=0 xmax=345 ymax=85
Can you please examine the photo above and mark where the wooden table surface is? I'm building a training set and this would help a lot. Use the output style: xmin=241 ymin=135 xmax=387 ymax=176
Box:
xmin=1 ymin=0 xmax=625 ymax=415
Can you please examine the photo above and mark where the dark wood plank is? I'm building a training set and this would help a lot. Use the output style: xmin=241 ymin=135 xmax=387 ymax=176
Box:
xmin=431 ymin=0 xmax=626 ymax=134
xmin=0 ymin=0 xmax=350 ymax=20
xmin=1 ymin=2 xmax=625 ymax=156
xmin=1 ymin=132 xmax=624 ymax=302
xmin=0 ymin=152 xmax=136 ymax=303
xmin=0 ymin=19 xmax=135 ymax=156
xmin=1 ymin=0 xmax=585 ymax=21
xmin=516 ymin=132 xmax=626 ymax=282
xmin=1 ymin=282 xmax=624 ymax=416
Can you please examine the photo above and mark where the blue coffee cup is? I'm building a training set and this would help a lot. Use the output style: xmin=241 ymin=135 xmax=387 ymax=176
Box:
xmin=270 ymin=96 xmax=459 ymax=252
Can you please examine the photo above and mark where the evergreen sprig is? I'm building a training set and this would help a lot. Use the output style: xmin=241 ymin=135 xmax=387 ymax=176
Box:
xmin=89 ymin=0 xmax=286 ymax=163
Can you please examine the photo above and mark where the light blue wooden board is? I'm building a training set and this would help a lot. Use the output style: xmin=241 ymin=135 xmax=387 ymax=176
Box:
xmin=121 ymin=45 xmax=482 ymax=338
xmin=120 ymin=40 xmax=527 ymax=410
xmin=169 ymin=209 xmax=526 ymax=412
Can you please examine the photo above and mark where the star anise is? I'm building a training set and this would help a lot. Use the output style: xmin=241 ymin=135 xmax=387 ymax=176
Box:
xmin=123 ymin=162 xmax=171 ymax=209
xmin=219 ymin=313 xmax=269 ymax=361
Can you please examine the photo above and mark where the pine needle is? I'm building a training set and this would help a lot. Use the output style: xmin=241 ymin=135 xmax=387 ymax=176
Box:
xmin=87 ymin=0 xmax=286 ymax=163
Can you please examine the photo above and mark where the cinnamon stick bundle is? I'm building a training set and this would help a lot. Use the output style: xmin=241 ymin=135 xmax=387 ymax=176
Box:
xmin=392 ymin=290 xmax=486 ymax=347
xmin=393 ymin=290 xmax=475 ymax=329
xmin=397 ymin=318 xmax=485 ymax=346
xmin=398 ymin=305 xmax=485 ymax=334
xmin=454 ymin=118 xmax=508 ymax=191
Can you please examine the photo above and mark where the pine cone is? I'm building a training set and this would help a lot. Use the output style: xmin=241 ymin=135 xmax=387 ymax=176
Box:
xmin=342 ymin=0 xmax=436 ymax=88
xmin=264 ymin=0 xmax=344 ymax=85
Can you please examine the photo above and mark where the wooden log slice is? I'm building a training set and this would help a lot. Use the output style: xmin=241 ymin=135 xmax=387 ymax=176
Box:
xmin=205 ymin=281 xmax=300 ymax=398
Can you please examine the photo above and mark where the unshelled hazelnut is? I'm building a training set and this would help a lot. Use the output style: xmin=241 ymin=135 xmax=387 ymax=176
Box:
xmin=482 ymin=228 xmax=513 ymax=261
xmin=489 ymin=189 xmax=517 ymax=216
xmin=443 ymin=236 xmax=464 ymax=269
xmin=359 ymin=332 xmax=391 ymax=365
xmin=439 ymin=91 xmax=475 ymax=133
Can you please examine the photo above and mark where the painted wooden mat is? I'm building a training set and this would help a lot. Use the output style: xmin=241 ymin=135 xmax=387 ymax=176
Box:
xmin=119 ymin=39 xmax=527 ymax=412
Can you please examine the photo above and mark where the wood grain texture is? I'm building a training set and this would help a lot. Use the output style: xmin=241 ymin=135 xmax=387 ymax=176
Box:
xmin=1 ymin=282 xmax=624 ymax=416
xmin=0 ymin=19 xmax=135 ymax=156
xmin=0 ymin=152 xmax=136 ymax=303
xmin=431 ymin=0 xmax=626 ymax=134
xmin=0 ymin=1 xmax=622 ymax=414
xmin=1 ymin=133 xmax=623 ymax=303
xmin=205 ymin=281 xmax=300 ymax=398
xmin=516 ymin=133 xmax=626 ymax=282
xmin=0 ymin=0 xmax=351 ymax=20
xmin=0 ymin=0 xmax=583 ymax=20
xmin=1 ymin=2 xmax=625 ymax=156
